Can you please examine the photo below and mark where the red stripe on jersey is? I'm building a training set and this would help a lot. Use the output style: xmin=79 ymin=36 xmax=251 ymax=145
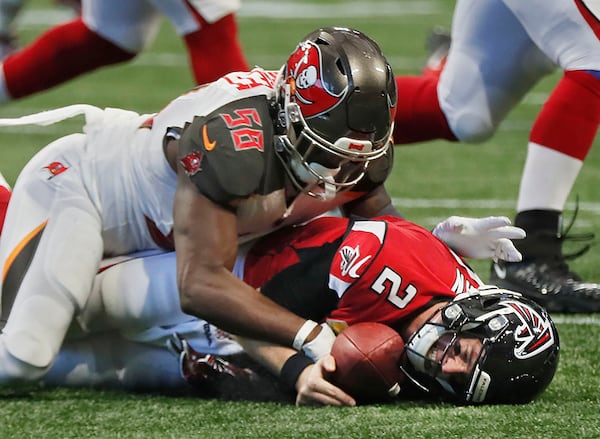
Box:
xmin=575 ymin=0 xmax=600 ymax=39
xmin=144 ymin=216 xmax=174 ymax=251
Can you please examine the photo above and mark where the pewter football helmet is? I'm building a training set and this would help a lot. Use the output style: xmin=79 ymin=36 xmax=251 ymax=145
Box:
xmin=274 ymin=27 xmax=397 ymax=199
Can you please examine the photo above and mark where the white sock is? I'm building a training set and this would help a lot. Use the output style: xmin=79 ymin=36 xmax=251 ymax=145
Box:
xmin=517 ymin=142 xmax=582 ymax=212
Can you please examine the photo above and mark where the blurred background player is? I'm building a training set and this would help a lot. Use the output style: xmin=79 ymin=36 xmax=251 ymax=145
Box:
xmin=0 ymin=0 xmax=248 ymax=103
xmin=392 ymin=0 xmax=600 ymax=313
xmin=0 ymin=0 xmax=82 ymax=59
xmin=0 ymin=0 xmax=25 ymax=59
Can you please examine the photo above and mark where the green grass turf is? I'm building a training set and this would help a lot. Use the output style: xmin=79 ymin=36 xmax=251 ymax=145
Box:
xmin=1 ymin=1 xmax=599 ymax=437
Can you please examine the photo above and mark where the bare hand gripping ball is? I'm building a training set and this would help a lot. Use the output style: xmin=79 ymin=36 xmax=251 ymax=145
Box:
xmin=330 ymin=322 xmax=405 ymax=403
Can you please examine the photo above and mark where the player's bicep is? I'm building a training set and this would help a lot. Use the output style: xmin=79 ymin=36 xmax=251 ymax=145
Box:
xmin=173 ymin=173 xmax=239 ymax=276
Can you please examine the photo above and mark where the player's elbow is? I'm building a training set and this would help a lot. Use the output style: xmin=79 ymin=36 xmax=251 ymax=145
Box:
xmin=177 ymin=273 xmax=213 ymax=319
xmin=177 ymin=280 xmax=199 ymax=316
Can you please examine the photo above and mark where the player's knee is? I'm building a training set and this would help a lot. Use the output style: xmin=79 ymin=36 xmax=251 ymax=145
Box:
xmin=0 ymin=336 xmax=51 ymax=383
xmin=2 ymin=293 xmax=75 ymax=372
xmin=450 ymin=112 xmax=498 ymax=143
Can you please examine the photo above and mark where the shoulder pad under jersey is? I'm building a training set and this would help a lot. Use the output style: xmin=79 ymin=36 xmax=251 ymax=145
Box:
xmin=177 ymin=95 xmax=278 ymax=205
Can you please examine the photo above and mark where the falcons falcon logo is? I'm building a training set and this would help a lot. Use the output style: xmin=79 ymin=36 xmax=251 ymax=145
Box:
xmin=339 ymin=245 xmax=372 ymax=279
xmin=504 ymin=300 xmax=556 ymax=359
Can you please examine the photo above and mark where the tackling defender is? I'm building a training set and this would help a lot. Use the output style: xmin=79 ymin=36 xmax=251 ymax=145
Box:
xmin=0 ymin=26 xmax=401 ymax=386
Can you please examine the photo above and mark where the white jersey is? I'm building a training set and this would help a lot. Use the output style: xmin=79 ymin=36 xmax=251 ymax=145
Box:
xmin=0 ymin=67 xmax=391 ymax=383
xmin=0 ymin=69 xmax=274 ymax=379
xmin=0 ymin=69 xmax=277 ymax=256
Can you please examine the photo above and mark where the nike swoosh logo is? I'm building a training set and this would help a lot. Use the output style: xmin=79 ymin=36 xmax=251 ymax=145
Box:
xmin=202 ymin=124 xmax=216 ymax=151
xmin=493 ymin=263 xmax=507 ymax=280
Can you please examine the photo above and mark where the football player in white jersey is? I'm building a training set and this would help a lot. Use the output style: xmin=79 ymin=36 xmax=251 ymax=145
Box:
xmin=0 ymin=0 xmax=248 ymax=102
xmin=393 ymin=0 xmax=600 ymax=313
xmin=0 ymin=26 xmax=525 ymax=391
xmin=0 ymin=26 xmax=398 ymax=388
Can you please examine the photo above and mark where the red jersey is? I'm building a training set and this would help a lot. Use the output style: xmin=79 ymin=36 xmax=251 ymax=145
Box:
xmin=243 ymin=215 xmax=482 ymax=333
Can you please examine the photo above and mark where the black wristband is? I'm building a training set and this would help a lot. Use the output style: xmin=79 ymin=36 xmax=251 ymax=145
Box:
xmin=279 ymin=352 xmax=314 ymax=392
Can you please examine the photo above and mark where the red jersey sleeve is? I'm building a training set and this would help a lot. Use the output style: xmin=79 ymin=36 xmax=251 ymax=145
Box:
xmin=327 ymin=217 xmax=482 ymax=329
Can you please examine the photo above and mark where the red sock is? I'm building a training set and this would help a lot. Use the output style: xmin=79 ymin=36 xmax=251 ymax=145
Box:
xmin=530 ymin=70 xmax=600 ymax=160
xmin=183 ymin=13 xmax=250 ymax=85
xmin=2 ymin=18 xmax=135 ymax=100
xmin=393 ymin=75 xmax=457 ymax=144
xmin=0 ymin=186 xmax=11 ymax=233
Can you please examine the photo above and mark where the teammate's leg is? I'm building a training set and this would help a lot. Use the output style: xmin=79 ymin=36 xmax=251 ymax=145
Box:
xmin=393 ymin=0 xmax=555 ymax=144
xmin=489 ymin=0 xmax=600 ymax=312
xmin=183 ymin=12 xmax=249 ymax=85
xmin=0 ymin=0 xmax=164 ymax=103
xmin=150 ymin=0 xmax=249 ymax=85
xmin=0 ymin=16 xmax=135 ymax=103
xmin=0 ymin=134 xmax=104 ymax=384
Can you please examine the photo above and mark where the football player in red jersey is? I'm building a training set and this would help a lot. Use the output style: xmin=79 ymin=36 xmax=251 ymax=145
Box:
xmin=0 ymin=27 xmax=524 ymax=390
xmin=393 ymin=0 xmax=600 ymax=313
xmin=0 ymin=0 xmax=248 ymax=103
xmin=36 ymin=215 xmax=558 ymax=406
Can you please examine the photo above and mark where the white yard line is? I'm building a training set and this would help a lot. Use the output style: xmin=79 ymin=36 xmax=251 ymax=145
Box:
xmin=392 ymin=198 xmax=600 ymax=215
xmin=238 ymin=1 xmax=441 ymax=18
xmin=552 ymin=316 xmax=600 ymax=325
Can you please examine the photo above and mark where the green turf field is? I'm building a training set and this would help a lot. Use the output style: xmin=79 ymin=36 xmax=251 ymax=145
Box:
xmin=0 ymin=1 xmax=599 ymax=438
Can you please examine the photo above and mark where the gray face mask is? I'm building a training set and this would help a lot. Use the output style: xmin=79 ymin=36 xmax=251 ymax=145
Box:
xmin=289 ymin=157 xmax=340 ymax=200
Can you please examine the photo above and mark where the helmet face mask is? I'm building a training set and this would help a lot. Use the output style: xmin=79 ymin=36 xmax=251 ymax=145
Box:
xmin=274 ymin=27 xmax=396 ymax=199
xmin=405 ymin=287 xmax=560 ymax=404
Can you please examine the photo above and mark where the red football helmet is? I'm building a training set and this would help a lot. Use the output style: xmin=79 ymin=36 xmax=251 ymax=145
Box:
xmin=274 ymin=27 xmax=397 ymax=199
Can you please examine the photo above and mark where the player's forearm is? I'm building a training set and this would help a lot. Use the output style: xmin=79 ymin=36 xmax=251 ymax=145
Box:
xmin=236 ymin=336 xmax=318 ymax=398
xmin=178 ymin=268 xmax=306 ymax=346
xmin=236 ymin=337 xmax=298 ymax=375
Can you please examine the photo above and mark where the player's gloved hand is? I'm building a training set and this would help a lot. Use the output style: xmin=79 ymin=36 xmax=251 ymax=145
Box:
xmin=166 ymin=332 xmax=257 ymax=388
xmin=432 ymin=216 xmax=526 ymax=262
xmin=293 ymin=321 xmax=337 ymax=361
xmin=295 ymin=355 xmax=356 ymax=407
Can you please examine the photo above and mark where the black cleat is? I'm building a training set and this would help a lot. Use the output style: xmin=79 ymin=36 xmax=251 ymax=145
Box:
xmin=490 ymin=259 xmax=600 ymax=313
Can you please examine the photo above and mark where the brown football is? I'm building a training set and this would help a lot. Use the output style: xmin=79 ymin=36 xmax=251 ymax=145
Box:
xmin=330 ymin=322 xmax=405 ymax=403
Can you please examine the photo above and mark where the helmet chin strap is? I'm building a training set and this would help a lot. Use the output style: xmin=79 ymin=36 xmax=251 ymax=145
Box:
xmin=290 ymin=158 xmax=340 ymax=200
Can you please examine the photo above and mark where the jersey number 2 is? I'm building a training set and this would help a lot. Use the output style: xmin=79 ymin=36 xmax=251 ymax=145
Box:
xmin=371 ymin=266 xmax=417 ymax=309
